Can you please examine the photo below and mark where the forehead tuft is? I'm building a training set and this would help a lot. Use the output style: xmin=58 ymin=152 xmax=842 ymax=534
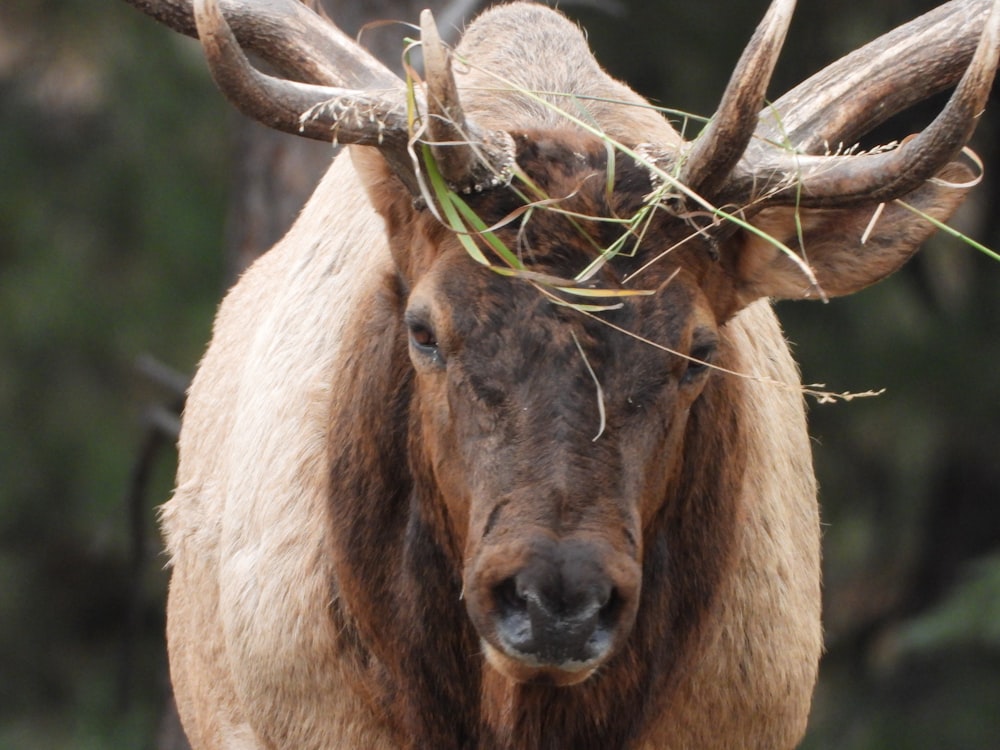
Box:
xmin=441 ymin=129 xmax=712 ymax=290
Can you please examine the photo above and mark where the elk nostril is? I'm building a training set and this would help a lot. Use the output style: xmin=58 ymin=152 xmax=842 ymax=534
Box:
xmin=494 ymin=576 xmax=528 ymax=615
xmin=492 ymin=576 xmax=532 ymax=643
xmin=598 ymin=587 xmax=623 ymax=629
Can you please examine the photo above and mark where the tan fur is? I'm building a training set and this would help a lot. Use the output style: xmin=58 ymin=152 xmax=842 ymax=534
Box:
xmin=165 ymin=156 xmax=401 ymax=749
xmin=637 ymin=306 xmax=821 ymax=749
xmin=160 ymin=3 xmax=974 ymax=748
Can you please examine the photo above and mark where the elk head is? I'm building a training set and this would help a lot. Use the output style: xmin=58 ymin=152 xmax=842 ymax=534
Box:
xmin=131 ymin=0 xmax=998 ymax=687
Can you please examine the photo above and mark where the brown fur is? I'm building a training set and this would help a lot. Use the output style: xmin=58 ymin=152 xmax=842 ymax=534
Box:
xmin=161 ymin=3 xmax=975 ymax=749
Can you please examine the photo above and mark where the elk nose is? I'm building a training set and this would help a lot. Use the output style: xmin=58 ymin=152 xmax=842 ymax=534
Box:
xmin=491 ymin=546 xmax=622 ymax=668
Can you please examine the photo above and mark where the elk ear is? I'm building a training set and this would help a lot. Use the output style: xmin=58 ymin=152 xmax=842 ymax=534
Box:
xmin=350 ymin=146 xmax=430 ymax=284
xmin=729 ymin=161 xmax=975 ymax=307
xmin=351 ymin=146 xmax=410 ymax=222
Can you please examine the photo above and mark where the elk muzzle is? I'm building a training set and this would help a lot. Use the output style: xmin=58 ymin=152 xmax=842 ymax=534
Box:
xmin=466 ymin=533 xmax=641 ymax=686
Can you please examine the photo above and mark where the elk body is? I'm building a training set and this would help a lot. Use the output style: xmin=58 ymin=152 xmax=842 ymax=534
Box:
xmin=126 ymin=0 xmax=999 ymax=747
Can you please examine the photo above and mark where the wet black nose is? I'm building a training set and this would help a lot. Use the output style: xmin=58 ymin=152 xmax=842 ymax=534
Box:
xmin=491 ymin=541 xmax=622 ymax=667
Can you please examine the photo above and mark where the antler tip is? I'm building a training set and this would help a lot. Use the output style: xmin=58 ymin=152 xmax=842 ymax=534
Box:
xmin=420 ymin=9 xmax=441 ymax=45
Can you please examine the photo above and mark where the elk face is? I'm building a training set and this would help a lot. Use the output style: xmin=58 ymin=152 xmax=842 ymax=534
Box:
xmin=401 ymin=137 xmax=724 ymax=685
xmin=396 ymin=105 xmax=980 ymax=683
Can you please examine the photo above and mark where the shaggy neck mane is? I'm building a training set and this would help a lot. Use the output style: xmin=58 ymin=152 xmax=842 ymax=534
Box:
xmin=325 ymin=258 xmax=750 ymax=748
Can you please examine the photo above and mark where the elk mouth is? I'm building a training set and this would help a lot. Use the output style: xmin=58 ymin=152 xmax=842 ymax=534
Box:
xmin=481 ymin=641 xmax=603 ymax=688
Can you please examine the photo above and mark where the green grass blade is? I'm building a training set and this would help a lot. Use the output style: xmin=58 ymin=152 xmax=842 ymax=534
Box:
xmin=448 ymin=191 xmax=525 ymax=269
xmin=422 ymin=144 xmax=492 ymax=266
xmin=897 ymin=199 xmax=1000 ymax=263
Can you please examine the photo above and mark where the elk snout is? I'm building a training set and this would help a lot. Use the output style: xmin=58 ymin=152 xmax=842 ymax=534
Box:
xmin=469 ymin=535 xmax=640 ymax=685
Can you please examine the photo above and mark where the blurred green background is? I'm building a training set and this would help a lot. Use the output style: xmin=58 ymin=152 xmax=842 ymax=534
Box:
xmin=1 ymin=1 xmax=997 ymax=748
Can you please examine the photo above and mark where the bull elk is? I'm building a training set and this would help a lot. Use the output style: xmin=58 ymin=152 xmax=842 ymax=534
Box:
xmin=123 ymin=0 xmax=998 ymax=747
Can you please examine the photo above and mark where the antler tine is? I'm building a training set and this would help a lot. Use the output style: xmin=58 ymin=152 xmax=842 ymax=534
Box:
xmin=191 ymin=0 xmax=418 ymax=189
xmin=421 ymin=10 xmax=474 ymax=182
xmin=679 ymin=0 xmax=796 ymax=198
xmin=124 ymin=0 xmax=399 ymax=89
xmin=729 ymin=0 xmax=1000 ymax=208
xmin=419 ymin=10 xmax=516 ymax=194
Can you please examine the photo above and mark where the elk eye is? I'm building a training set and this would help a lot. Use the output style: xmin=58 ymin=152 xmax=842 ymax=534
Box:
xmin=406 ymin=317 xmax=444 ymax=365
xmin=410 ymin=323 xmax=436 ymax=348
xmin=682 ymin=339 xmax=717 ymax=384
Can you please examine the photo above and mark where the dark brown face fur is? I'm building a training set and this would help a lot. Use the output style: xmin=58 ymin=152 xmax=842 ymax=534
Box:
xmin=401 ymin=130 xmax=724 ymax=685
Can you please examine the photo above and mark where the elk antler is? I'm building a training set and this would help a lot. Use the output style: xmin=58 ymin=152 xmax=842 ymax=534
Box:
xmin=762 ymin=0 xmax=996 ymax=153
xmin=420 ymin=10 xmax=515 ymax=193
xmin=190 ymin=0 xmax=416 ymax=192
xmin=124 ymin=0 xmax=399 ymax=89
xmin=679 ymin=0 xmax=796 ymax=198
xmin=191 ymin=0 xmax=409 ymax=142
xmin=721 ymin=0 xmax=1000 ymax=209
xmin=186 ymin=0 xmax=512 ymax=196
